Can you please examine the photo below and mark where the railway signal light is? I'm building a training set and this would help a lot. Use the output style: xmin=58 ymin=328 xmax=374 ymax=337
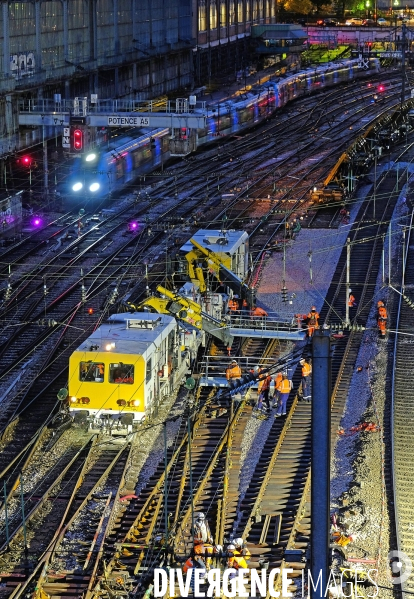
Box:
xmin=18 ymin=155 xmax=32 ymax=167
xmin=87 ymin=307 xmax=94 ymax=315
xmin=71 ymin=128 xmax=84 ymax=153
xmin=281 ymin=286 xmax=288 ymax=303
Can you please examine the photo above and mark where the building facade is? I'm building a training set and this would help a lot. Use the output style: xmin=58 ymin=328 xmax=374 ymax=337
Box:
xmin=0 ymin=0 xmax=282 ymax=151
xmin=192 ymin=0 xmax=278 ymax=84
xmin=0 ymin=0 xmax=194 ymax=144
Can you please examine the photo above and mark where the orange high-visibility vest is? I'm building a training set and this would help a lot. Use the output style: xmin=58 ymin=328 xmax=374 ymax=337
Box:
xmin=226 ymin=365 xmax=241 ymax=380
xmin=275 ymin=373 xmax=283 ymax=389
xmin=302 ymin=363 xmax=311 ymax=377
xmin=258 ymin=375 xmax=272 ymax=392
xmin=378 ymin=306 xmax=387 ymax=319
xmin=280 ymin=378 xmax=292 ymax=393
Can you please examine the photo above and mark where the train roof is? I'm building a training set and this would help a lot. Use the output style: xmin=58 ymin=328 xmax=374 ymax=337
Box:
xmin=73 ymin=312 xmax=176 ymax=358
xmin=105 ymin=128 xmax=168 ymax=155
xmin=180 ymin=229 xmax=249 ymax=254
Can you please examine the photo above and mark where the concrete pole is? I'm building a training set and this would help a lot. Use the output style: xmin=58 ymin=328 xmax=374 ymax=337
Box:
xmin=345 ymin=237 xmax=350 ymax=325
xmin=374 ymin=154 xmax=377 ymax=220
xmin=401 ymin=23 xmax=407 ymax=110
xmin=43 ymin=125 xmax=49 ymax=199
xmin=3 ymin=3 xmax=9 ymax=77
xmin=311 ymin=330 xmax=331 ymax=599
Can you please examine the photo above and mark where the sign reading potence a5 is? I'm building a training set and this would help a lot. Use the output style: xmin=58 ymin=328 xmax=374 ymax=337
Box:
xmin=107 ymin=116 xmax=150 ymax=127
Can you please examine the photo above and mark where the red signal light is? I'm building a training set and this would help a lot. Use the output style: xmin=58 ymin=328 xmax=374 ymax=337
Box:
xmin=17 ymin=155 xmax=32 ymax=167
xmin=87 ymin=307 xmax=94 ymax=315
xmin=378 ymin=85 xmax=384 ymax=92
xmin=71 ymin=128 xmax=84 ymax=152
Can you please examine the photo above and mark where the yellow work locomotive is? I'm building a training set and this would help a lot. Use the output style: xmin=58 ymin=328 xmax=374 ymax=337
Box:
xmin=68 ymin=312 xmax=198 ymax=429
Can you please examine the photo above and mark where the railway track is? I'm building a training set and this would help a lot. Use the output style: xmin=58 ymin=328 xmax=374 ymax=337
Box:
xmin=392 ymin=207 xmax=414 ymax=595
xmin=0 ymin=72 xmax=411 ymax=599
xmin=0 ymin=438 xmax=132 ymax=599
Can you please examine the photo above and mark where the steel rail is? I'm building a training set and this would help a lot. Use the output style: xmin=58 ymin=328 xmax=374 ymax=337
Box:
xmin=0 ymin=436 xmax=95 ymax=551
xmin=391 ymin=205 xmax=414 ymax=599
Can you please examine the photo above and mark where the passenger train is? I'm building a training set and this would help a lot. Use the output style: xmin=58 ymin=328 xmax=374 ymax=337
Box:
xmin=63 ymin=58 xmax=380 ymax=203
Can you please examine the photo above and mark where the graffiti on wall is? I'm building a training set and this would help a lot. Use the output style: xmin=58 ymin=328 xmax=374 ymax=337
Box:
xmin=10 ymin=52 xmax=35 ymax=79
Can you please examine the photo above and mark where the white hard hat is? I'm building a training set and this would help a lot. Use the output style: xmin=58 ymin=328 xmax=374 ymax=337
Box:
xmin=196 ymin=512 xmax=205 ymax=520
xmin=300 ymin=359 xmax=305 ymax=365
xmin=234 ymin=538 xmax=244 ymax=547
xmin=214 ymin=544 xmax=223 ymax=554
xmin=227 ymin=544 xmax=236 ymax=552
xmin=349 ymin=289 xmax=352 ymax=293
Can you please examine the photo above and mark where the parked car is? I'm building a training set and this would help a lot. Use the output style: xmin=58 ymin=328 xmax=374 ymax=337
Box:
xmin=316 ymin=18 xmax=339 ymax=26
xmin=345 ymin=17 xmax=364 ymax=25
xmin=362 ymin=18 xmax=376 ymax=25
xmin=377 ymin=17 xmax=387 ymax=25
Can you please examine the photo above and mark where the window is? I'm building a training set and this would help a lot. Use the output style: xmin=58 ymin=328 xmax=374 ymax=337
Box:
xmin=238 ymin=0 xmax=244 ymax=22
xmin=229 ymin=0 xmax=235 ymax=24
xmin=210 ymin=0 xmax=218 ymax=29
xmin=220 ymin=0 xmax=226 ymax=26
xmin=80 ymin=362 xmax=104 ymax=382
xmin=246 ymin=0 xmax=250 ymax=22
xmin=146 ymin=358 xmax=152 ymax=382
xmin=199 ymin=0 xmax=207 ymax=31
xmin=109 ymin=363 xmax=134 ymax=384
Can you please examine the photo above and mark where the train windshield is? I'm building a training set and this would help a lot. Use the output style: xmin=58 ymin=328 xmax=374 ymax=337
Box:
xmin=80 ymin=362 xmax=105 ymax=382
xmin=109 ymin=363 xmax=134 ymax=384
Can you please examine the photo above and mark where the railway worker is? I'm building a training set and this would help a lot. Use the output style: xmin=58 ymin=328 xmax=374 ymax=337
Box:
xmin=257 ymin=373 xmax=272 ymax=412
xmin=307 ymin=306 xmax=320 ymax=337
xmin=95 ymin=363 xmax=104 ymax=380
xmin=115 ymin=374 xmax=134 ymax=384
xmin=377 ymin=300 xmax=388 ymax=337
xmin=228 ymin=297 xmax=239 ymax=312
xmin=250 ymin=306 xmax=268 ymax=318
xmin=194 ymin=512 xmax=214 ymax=570
xmin=348 ymin=290 xmax=357 ymax=308
xmin=275 ymin=373 xmax=292 ymax=417
xmin=183 ymin=553 xmax=207 ymax=589
xmin=300 ymin=358 xmax=312 ymax=402
xmin=227 ymin=540 xmax=250 ymax=573
xmin=194 ymin=512 xmax=213 ymax=545
xmin=272 ymin=371 xmax=283 ymax=408
xmin=226 ymin=360 xmax=242 ymax=381
xmin=232 ymin=537 xmax=251 ymax=560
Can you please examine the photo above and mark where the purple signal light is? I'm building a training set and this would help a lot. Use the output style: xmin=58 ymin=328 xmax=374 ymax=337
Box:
xmin=32 ymin=217 xmax=42 ymax=227
xmin=129 ymin=221 xmax=138 ymax=231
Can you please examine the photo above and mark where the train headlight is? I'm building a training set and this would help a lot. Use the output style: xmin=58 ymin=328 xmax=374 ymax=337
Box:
xmin=105 ymin=343 xmax=113 ymax=351
xmin=80 ymin=397 xmax=90 ymax=404
xmin=117 ymin=399 xmax=127 ymax=406
xmin=85 ymin=153 xmax=97 ymax=162
xmin=131 ymin=400 xmax=140 ymax=407
xmin=89 ymin=182 xmax=100 ymax=192
xmin=71 ymin=396 xmax=78 ymax=403
xmin=72 ymin=182 xmax=83 ymax=192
